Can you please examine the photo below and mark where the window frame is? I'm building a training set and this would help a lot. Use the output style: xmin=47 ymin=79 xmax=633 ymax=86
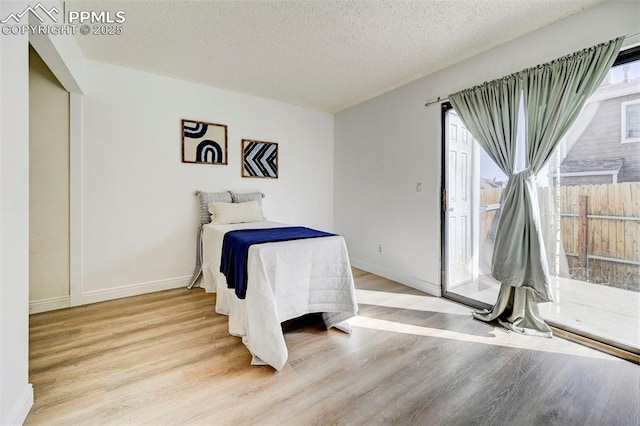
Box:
xmin=621 ymin=99 xmax=640 ymax=144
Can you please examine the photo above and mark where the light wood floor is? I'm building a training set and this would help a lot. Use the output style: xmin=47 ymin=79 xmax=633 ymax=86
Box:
xmin=26 ymin=269 xmax=640 ymax=425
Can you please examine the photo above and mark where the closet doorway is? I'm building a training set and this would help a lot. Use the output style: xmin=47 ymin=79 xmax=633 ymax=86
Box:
xmin=28 ymin=45 xmax=71 ymax=313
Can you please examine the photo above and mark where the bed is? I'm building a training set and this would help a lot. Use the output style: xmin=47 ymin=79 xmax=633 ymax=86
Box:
xmin=199 ymin=220 xmax=357 ymax=371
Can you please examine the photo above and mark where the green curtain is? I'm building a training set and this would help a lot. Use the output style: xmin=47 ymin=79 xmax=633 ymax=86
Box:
xmin=447 ymin=76 xmax=521 ymax=175
xmin=523 ymin=38 xmax=624 ymax=172
xmin=449 ymin=37 xmax=623 ymax=337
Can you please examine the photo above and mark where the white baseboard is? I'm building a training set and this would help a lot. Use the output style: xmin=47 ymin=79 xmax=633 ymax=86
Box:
xmin=3 ymin=383 xmax=33 ymax=425
xmin=29 ymin=276 xmax=192 ymax=313
xmin=351 ymin=258 xmax=441 ymax=297
xmin=29 ymin=296 xmax=71 ymax=314
xmin=78 ymin=275 xmax=191 ymax=306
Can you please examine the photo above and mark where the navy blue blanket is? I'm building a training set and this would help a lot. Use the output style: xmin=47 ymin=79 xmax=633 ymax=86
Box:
xmin=220 ymin=227 xmax=336 ymax=299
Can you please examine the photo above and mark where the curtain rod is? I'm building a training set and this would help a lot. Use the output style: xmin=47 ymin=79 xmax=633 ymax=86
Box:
xmin=424 ymin=96 xmax=448 ymax=108
xmin=424 ymin=31 xmax=640 ymax=108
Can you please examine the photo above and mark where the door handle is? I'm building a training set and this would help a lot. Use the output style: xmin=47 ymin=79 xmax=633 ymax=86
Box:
xmin=442 ymin=188 xmax=448 ymax=212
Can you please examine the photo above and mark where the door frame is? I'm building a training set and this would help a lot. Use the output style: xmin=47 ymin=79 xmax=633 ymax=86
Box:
xmin=29 ymin=36 xmax=85 ymax=311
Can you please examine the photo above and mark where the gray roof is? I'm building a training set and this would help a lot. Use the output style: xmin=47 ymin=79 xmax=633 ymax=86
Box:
xmin=559 ymin=158 xmax=624 ymax=174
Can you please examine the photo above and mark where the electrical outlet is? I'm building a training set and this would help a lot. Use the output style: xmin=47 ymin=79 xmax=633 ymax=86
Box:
xmin=416 ymin=182 xmax=423 ymax=192
xmin=377 ymin=244 xmax=383 ymax=253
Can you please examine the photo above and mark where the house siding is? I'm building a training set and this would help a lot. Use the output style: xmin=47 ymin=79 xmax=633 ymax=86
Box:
xmin=565 ymin=93 xmax=640 ymax=183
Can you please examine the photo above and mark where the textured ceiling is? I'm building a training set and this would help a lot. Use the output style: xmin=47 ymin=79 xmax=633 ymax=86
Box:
xmin=68 ymin=0 xmax=603 ymax=112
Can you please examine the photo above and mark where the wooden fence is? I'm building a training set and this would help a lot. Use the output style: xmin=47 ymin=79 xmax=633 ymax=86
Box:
xmin=480 ymin=182 xmax=640 ymax=291
xmin=480 ymin=188 xmax=502 ymax=242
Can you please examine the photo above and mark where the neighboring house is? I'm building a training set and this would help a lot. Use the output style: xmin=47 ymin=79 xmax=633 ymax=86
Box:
xmin=557 ymin=158 xmax=625 ymax=185
xmin=556 ymin=65 xmax=640 ymax=185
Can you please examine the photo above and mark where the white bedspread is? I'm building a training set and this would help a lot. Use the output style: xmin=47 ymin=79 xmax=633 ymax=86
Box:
xmin=200 ymin=221 xmax=357 ymax=370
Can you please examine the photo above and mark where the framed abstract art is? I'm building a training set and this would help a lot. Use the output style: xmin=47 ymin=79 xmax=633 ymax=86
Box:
xmin=182 ymin=119 xmax=228 ymax=165
xmin=241 ymin=139 xmax=278 ymax=179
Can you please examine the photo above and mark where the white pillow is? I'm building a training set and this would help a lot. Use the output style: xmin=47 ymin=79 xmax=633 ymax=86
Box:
xmin=195 ymin=190 xmax=232 ymax=224
xmin=208 ymin=200 xmax=264 ymax=224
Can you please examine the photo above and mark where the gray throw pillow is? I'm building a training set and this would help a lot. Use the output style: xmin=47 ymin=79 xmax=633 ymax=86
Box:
xmin=195 ymin=190 xmax=232 ymax=224
xmin=230 ymin=191 xmax=265 ymax=203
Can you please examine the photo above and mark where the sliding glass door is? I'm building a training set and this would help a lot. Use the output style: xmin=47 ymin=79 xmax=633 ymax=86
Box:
xmin=442 ymin=49 xmax=640 ymax=354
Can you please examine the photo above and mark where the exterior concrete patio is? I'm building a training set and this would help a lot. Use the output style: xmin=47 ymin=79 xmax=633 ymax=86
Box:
xmin=452 ymin=274 xmax=640 ymax=351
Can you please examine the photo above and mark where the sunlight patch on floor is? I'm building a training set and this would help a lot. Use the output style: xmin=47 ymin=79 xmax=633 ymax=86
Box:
xmin=354 ymin=288 xmax=634 ymax=360
xmin=348 ymin=315 xmax=614 ymax=361
xmin=355 ymin=289 xmax=471 ymax=315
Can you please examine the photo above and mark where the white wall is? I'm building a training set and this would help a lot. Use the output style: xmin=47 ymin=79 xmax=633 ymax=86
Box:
xmin=0 ymin=1 xmax=33 ymax=423
xmin=79 ymin=60 xmax=334 ymax=302
xmin=334 ymin=1 xmax=640 ymax=296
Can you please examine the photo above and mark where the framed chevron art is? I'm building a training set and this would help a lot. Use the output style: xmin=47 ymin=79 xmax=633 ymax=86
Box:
xmin=182 ymin=119 xmax=228 ymax=165
xmin=241 ymin=139 xmax=278 ymax=179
